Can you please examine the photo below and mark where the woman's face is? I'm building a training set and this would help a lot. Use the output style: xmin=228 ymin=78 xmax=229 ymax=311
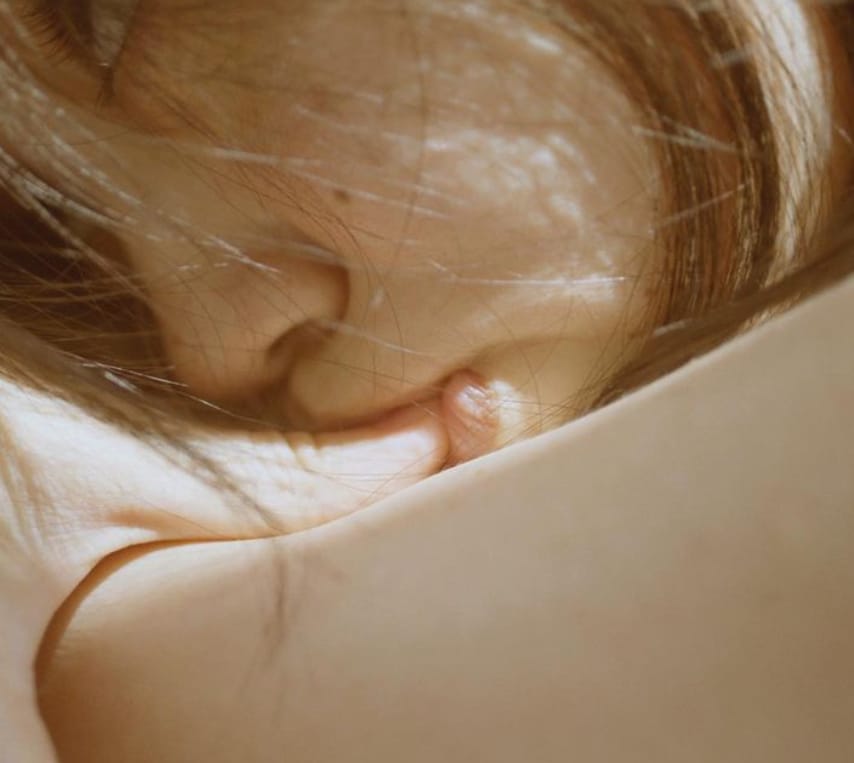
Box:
xmin=8 ymin=0 xmax=656 ymax=453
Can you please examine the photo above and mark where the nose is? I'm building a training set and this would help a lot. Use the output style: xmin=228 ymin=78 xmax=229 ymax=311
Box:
xmin=152 ymin=251 xmax=347 ymax=405
xmin=284 ymin=266 xmax=574 ymax=429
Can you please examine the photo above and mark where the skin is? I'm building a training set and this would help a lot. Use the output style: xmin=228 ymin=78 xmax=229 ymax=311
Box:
xmin=37 ymin=269 xmax=854 ymax=763
xmin=10 ymin=0 xmax=658 ymax=442
xmin=1 ymin=2 xmax=656 ymax=757
xmin=0 ymin=378 xmax=448 ymax=761
xmin=0 ymin=0 xmax=848 ymax=760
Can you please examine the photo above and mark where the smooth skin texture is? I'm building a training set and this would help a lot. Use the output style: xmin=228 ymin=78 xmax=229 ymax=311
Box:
xmin=0 ymin=0 xmax=847 ymax=760
xmin=11 ymin=0 xmax=658 ymax=441
xmin=0 ymin=4 xmax=661 ymax=749
xmin=0 ymin=3 xmax=655 ymax=752
xmin=0 ymin=383 xmax=448 ymax=761
xmin=38 ymin=272 xmax=854 ymax=763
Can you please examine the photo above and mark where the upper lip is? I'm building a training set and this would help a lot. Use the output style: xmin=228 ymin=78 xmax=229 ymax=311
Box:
xmin=281 ymin=384 xmax=444 ymax=433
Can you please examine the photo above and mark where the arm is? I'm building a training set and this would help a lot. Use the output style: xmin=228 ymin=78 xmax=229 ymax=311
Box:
xmin=0 ymin=579 xmax=59 ymax=763
xmin=39 ymin=274 xmax=854 ymax=762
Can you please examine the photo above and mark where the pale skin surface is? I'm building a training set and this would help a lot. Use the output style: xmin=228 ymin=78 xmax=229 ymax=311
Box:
xmin=7 ymin=0 xmax=658 ymax=439
xmin=0 ymin=2 xmax=652 ymax=754
xmin=0 ymin=0 xmax=849 ymax=760
xmin=0 ymin=3 xmax=658 ymax=754
xmin=37 ymin=272 xmax=854 ymax=763
xmin=0 ymin=382 xmax=448 ymax=761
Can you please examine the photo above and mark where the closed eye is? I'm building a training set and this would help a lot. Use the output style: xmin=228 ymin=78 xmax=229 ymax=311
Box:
xmin=22 ymin=0 xmax=138 ymax=101
xmin=24 ymin=0 xmax=95 ymax=63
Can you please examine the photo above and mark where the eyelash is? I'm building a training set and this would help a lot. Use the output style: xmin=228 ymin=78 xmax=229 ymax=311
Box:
xmin=23 ymin=0 xmax=129 ymax=104
xmin=25 ymin=1 xmax=93 ymax=61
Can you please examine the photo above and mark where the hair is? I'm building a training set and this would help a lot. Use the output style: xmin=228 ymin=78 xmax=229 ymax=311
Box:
xmin=1 ymin=0 xmax=854 ymax=498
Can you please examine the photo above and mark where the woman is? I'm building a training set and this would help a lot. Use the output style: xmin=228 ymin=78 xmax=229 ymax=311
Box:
xmin=1 ymin=0 xmax=853 ymax=759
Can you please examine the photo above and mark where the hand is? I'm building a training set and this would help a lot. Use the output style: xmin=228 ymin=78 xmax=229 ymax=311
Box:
xmin=0 ymin=377 xmax=448 ymax=762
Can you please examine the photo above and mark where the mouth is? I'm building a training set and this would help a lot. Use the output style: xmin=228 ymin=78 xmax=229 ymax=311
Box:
xmin=284 ymin=369 xmax=501 ymax=467
xmin=439 ymin=370 xmax=501 ymax=465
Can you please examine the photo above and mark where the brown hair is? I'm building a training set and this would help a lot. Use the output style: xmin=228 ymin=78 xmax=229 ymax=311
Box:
xmin=0 ymin=0 xmax=853 ymax=475
xmin=573 ymin=0 xmax=854 ymax=403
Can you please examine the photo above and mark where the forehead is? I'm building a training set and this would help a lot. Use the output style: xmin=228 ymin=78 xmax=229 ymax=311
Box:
xmin=117 ymin=1 xmax=612 ymax=136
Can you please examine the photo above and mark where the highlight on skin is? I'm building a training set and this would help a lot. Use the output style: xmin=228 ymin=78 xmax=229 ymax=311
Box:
xmin=7 ymin=0 xmax=661 ymax=451
xmin=2 ymin=2 xmax=854 ymax=761
xmin=0 ymin=0 xmax=851 ymax=491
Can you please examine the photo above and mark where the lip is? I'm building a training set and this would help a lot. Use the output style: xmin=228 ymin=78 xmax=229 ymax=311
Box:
xmin=284 ymin=369 xmax=499 ymax=465
xmin=281 ymin=362 xmax=447 ymax=433
xmin=282 ymin=386 xmax=439 ymax=433
xmin=440 ymin=370 xmax=500 ymax=465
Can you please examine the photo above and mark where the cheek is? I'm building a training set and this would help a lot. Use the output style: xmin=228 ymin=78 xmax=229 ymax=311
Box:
xmin=276 ymin=11 xmax=658 ymax=430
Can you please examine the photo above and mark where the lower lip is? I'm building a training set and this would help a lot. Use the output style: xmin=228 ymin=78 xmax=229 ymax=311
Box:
xmin=290 ymin=369 xmax=500 ymax=465
xmin=441 ymin=370 xmax=500 ymax=465
xmin=346 ymin=369 xmax=499 ymax=466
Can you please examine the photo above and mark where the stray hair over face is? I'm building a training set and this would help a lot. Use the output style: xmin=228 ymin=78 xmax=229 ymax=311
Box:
xmin=0 ymin=0 xmax=853 ymax=480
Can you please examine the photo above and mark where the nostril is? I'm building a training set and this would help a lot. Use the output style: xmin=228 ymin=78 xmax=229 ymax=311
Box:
xmin=150 ymin=249 xmax=348 ymax=407
xmin=266 ymin=318 xmax=330 ymax=368
xmin=264 ymin=318 xmax=336 ymax=398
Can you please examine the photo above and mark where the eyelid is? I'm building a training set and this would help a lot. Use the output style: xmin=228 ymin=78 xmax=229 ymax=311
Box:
xmin=25 ymin=1 xmax=137 ymax=69
xmin=25 ymin=0 xmax=95 ymax=61
xmin=25 ymin=0 xmax=140 ymax=103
